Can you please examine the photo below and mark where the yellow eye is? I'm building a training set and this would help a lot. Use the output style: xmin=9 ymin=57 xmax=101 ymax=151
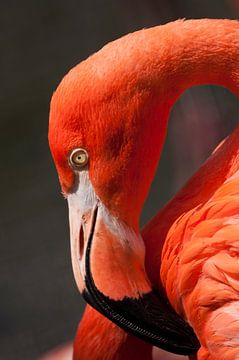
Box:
xmin=69 ymin=148 xmax=89 ymax=169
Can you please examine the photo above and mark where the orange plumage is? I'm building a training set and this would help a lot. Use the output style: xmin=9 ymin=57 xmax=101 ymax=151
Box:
xmin=49 ymin=19 xmax=239 ymax=359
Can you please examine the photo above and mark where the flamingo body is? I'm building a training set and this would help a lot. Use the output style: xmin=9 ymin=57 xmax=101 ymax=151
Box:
xmin=161 ymin=129 xmax=239 ymax=358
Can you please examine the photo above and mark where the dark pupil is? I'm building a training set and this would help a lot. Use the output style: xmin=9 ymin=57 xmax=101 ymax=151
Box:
xmin=76 ymin=154 xmax=84 ymax=163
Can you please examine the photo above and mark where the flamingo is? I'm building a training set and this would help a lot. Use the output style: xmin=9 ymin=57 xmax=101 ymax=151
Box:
xmin=48 ymin=19 xmax=239 ymax=359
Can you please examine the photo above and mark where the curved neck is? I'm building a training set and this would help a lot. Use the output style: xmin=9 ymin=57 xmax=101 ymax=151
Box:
xmin=126 ymin=19 xmax=239 ymax=222
xmin=106 ymin=19 xmax=239 ymax=224
xmin=159 ymin=19 xmax=239 ymax=105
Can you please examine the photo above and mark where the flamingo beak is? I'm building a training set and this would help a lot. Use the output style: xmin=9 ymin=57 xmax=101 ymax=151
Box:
xmin=67 ymin=172 xmax=199 ymax=355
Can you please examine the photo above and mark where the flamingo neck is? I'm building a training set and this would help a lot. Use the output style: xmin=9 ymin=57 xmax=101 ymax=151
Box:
xmin=74 ymin=305 xmax=152 ymax=360
xmin=111 ymin=19 xmax=239 ymax=223
xmin=134 ymin=19 xmax=239 ymax=219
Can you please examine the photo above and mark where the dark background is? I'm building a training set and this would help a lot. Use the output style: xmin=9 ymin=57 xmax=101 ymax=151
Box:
xmin=1 ymin=1 xmax=239 ymax=359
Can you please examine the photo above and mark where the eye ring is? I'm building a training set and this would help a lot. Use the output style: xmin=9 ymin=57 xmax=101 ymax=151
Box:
xmin=69 ymin=148 xmax=89 ymax=169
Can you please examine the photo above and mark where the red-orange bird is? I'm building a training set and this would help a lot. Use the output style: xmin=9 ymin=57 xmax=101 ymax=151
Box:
xmin=48 ymin=19 xmax=239 ymax=360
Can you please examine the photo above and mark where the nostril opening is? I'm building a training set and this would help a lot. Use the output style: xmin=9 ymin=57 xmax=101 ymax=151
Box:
xmin=79 ymin=225 xmax=84 ymax=259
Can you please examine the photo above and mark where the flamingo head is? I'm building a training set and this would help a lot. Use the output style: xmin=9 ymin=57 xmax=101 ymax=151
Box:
xmin=49 ymin=30 xmax=199 ymax=355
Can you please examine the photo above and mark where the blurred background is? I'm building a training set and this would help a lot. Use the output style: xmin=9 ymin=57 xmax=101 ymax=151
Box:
xmin=1 ymin=1 xmax=239 ymax=359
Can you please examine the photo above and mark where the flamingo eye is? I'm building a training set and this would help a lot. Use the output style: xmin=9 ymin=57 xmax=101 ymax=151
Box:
xmin=69 ymin=148 xmax=89 ymax=169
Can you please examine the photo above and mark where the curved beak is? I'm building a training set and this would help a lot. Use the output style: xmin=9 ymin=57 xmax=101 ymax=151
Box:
xmin=67 ymin=172 xmax=199 ymax=355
